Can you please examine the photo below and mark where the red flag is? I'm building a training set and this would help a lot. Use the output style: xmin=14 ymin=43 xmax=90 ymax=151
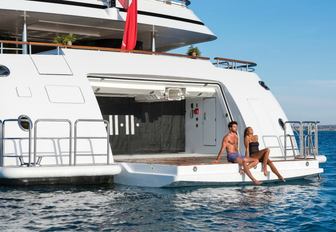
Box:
xmin=121 ymin=0 xmax=137 ymax=50
xmin=118 ymin=0 xmax=129 ymax=9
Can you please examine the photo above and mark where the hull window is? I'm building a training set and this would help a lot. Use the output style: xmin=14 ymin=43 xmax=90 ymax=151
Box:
xmin=259 ymin=81 xmax=270 ymax=90
xmin=0 ymin=65 xmax=10 ymax=77
xmin=18 ymin=115 xmax=32 ymax=131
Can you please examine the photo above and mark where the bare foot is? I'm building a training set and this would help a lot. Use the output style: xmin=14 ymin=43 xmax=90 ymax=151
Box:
xmin=253 ymin=180 xmax=262 ymax=185
xmin=212 ymin=160 xmax=220 ymax=164
xmin=263 ymin=168 xmax=268 ymax=176
xmin=279 ymin=176 xmax=286 ymax=182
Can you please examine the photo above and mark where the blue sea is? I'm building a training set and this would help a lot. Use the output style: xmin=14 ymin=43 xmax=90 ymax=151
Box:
xmin=0 ymin=132 xmax=335 ymax=231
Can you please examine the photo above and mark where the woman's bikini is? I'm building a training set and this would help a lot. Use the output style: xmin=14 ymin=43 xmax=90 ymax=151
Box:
xmin=249 ymin=141 xmax=259 ymax=155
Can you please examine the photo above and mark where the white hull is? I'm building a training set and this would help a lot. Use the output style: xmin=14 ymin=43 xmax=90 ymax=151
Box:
xmin=0 ymin=164 xmax=121 ymax=185
xmin=115 ymin=156 xmax=326 ymax=187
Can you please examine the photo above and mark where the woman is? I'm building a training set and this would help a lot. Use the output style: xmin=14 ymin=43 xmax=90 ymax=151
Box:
xmin=244 ymin=127 xmax=285 ymax=182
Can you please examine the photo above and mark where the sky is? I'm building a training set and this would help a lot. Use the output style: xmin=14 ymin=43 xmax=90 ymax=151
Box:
xmin=176 ymin=0 xmax=336 ymax=125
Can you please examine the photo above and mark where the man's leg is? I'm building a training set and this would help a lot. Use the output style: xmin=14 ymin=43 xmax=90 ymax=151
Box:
xmin=236 ymin=157 xmax=262 ymax=185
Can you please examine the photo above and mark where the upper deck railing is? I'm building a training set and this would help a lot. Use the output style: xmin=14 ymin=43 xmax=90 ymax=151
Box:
xmin=0 ymin=40 xmax=257 ymax=72
xmin=110 ymin=0 xmax=190 ymax=8
xmin=214 ymin=57 xmax=257 ymax=72
xmin=154 ymin=0 xmax=191 ymax=7
xmin=0 ymin=40 xmax=209 ymax=60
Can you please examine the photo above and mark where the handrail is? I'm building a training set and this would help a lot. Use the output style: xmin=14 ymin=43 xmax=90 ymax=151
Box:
xmin=74 ymin=119 xmax=110 ymax=165
xmin=214 ymin=57 xmax=256 ymax=65
xmin=262 ymin=135 xmax=284 ymax=156
xmin=284 ymin=121 xmax=303 ymax=160
xmin=1 ymin=117 xmax=114 ymax=167
xmin=0 ymin=40 xmax=210 ymax=60
xmin=214 ymin=57 xmax=257 ymax=72
xmin=34 ymin=119 xmax=72 ymax=166
xmin=2 ymin=119 xmax=33 ymax=166
xmin=284 ymin=121 xmax=319 ymax=160
xmin=0 ymin=40 xmax=261 ymax=72
xmin=0 ymin=120 xmax=2 ymax=167
xmin=155 ymin=0 xmax=191 ymax=7
xmin=302 ymin=121 xmax=319 ymax=159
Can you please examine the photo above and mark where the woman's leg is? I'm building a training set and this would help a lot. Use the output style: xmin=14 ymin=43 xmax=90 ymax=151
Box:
xmin=267 ymin=159 xmax=285 ymax=181
xmin=236 ymin=157 xmax=262 ymax=185
xmin=238 ymin=157 xmax=258 ymax=174
xmin=260 ymin=148 xmax=270 ymax=176
xmin=251 ymin=150 xmax=268 ymax=175
xmin=246 ymin=157 xmax=259 ymax=169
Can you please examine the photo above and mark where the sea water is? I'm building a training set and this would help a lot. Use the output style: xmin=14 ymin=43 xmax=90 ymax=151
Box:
xmin=0 ymin=131 xmax=335 ymax=231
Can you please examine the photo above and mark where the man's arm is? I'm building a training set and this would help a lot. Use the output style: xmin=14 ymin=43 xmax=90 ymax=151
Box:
xmin=214 ymin=136 xmax=227 ymax=162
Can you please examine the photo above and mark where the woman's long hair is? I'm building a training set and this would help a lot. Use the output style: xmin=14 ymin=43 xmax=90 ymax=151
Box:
xmin=244 ymin=127 xmax=252 ymax=138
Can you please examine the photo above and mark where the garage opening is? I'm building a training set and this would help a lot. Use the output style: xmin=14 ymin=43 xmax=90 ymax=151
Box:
xmin=89 ymin=77 xmax=229 ymax=157
xmin=97 ymin=96 xmax=185 ymax=154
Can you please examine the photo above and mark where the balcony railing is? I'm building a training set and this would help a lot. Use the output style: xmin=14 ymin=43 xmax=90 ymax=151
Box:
xmin=0 ymin=40 xmax=257 ymax=72
xmin=155 ymin=0 xmax=191 ymax=7
xmin=214 ymin=57 xmax=257 ymax=72
xmin=0 ymin=40 xmax=209 ymax=60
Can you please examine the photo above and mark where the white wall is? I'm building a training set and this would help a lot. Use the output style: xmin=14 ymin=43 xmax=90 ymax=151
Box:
xmin=0 ymin=48 xmax=292 ymax=166
xmin=185 ymin=91 xmax=230 ymax=155
xmin=0 ymin=54 xmax=112 ymax=166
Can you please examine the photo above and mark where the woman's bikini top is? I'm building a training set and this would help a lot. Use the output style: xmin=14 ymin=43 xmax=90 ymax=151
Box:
xmin=249 ymin=141 xmax=259 ymax=155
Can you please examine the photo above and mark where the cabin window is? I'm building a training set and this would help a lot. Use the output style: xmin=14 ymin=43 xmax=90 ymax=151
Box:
xmin=18 ymin=115 xmax=32 ymax=131
xmin=0 ymin=65 xmax=10 ymax=77
xmin=278 ymin=118 xmax=285 ymax=130
xmin=259 ymin=81 xmax=270 ymax=90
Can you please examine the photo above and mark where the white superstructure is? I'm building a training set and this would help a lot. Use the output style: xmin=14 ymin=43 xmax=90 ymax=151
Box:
xmin=0 ymin=0 xmax=326 ymax=186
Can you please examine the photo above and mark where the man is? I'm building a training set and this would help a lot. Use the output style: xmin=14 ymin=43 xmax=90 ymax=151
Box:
xmin=213 ymin=121 xmax=262 ymax=185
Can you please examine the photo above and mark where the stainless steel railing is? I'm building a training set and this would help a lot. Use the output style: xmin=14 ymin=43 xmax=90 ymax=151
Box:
xmin=1 ymin=119 xmax=33 ymax=166
xmin=154 ymin=0 xmax=191 ymax=7
xmin=34 ymin=119 xmax=72 ymax=166
xmin=0 ymin=120 xmax=2 ymax=166
xmin=261 ymin=135 xmax=285 ymax=159
xmin=74 ymin=119 xmax=110 ymax=165
xmin=284 ymin=121 xmax=319 ymax=160
xmin=0 ymin=117 xmax=111 ymax=167
xmin=214 ymin=57 xmax=257 ymax=72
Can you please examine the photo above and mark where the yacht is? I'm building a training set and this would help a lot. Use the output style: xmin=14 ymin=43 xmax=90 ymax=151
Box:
xmin=0 ymin=0 xmax=326 ymax=186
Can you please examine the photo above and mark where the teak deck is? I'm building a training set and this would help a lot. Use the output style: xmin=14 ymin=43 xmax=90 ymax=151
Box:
xmin=115 ymin=156 xmax=227 ymax=166
xmin=115 ymin=156 xmax=313 ymax=166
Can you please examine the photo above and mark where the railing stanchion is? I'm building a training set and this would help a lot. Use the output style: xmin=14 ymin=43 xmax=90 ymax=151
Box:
xmin=284 ymin=123 xmax=287 ymax=160
xmin=315 ymin=122 xmax=319 ymax=158
xmin=33 ymin=121 xmax=37 ymax=165
xmin=0 ymin=120 xmax=3 ymax=167
xmin=106 ymin=121 xmax=110 ymax=165
xmin=28 ymin=123 xmax=32 ymax=166
xmin=74 ymin=121 xmax=77 ymax=166
xmin=299 ymin=122 xmax=304 ymax=157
